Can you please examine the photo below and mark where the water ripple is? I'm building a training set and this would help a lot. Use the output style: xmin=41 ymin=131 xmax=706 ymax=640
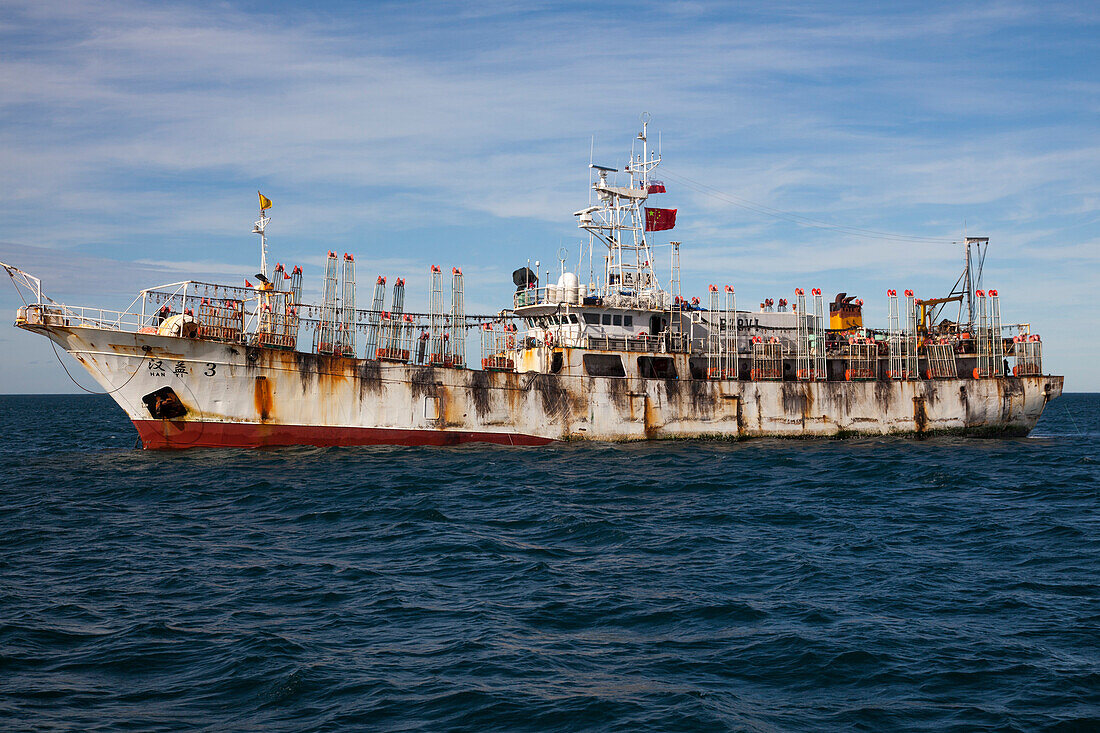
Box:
xmin=0 ymin=393 xmax=1098 ymax=731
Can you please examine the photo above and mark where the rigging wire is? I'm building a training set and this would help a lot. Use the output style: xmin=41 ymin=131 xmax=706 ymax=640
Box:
xmin=659 ymin=168 xmax=957 ymax=244
xmin=47 ymin=335 xmax=151 ymax=395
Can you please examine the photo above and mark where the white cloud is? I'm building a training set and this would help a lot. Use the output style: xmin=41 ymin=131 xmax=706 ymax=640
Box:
xmin=1 ymin=0 xmax=1098 ymax=388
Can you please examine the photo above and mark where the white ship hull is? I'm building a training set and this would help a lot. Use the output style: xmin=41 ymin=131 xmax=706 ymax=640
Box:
xmin=32 ymin=324 xmax=1063 ymax=449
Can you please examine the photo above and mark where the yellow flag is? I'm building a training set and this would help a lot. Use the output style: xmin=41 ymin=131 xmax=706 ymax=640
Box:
xmin=258 ymin=191 xmax=272 ymax=210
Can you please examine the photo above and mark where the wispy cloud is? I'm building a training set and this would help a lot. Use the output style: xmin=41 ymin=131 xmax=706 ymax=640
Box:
xmin=1 ymin=0 xmax=1097 ymax=388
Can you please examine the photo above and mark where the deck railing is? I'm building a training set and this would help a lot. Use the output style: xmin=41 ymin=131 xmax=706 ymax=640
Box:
xmin=18 ymin=303 xmax=146 ymax=332
xmin=586 ymin=333 xmax=687 ymax=353
xmin=514 ymin=285 xmax=593 ymax=308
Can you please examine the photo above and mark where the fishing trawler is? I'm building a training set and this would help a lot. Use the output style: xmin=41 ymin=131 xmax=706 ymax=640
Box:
xmin=3 ymin=119 xmax=1062 ymax=448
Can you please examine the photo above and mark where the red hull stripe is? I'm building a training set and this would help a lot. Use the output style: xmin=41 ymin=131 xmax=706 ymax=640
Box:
xmin=132 ymin=420 xmax=554 ymax=450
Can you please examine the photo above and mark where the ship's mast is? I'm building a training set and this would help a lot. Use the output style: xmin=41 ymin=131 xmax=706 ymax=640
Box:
xmin=574 ymin=114 xmax=664 ymax=307
xmin=960 ymin=236 xmax=988 ymax=328
xmin=931 ymin=235 xmax=990 ymax=330
xmin=252 ymin=193 xmax=272 ymax=280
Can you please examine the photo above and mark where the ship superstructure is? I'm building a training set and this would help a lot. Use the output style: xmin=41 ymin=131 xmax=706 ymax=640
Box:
xmin=3 ymin=122 xmax=1062 ymax=448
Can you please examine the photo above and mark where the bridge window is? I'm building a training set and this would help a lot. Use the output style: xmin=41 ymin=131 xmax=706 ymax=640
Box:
xmin=602 ymin=314 xmax=612 ymax=325
xmin=624 ymin=315 xmax=633 ymax=328
xmin=613 ymin=315 xmax=622 ymax=326
xmin=583 ymin=313 xmax=600 ymax=325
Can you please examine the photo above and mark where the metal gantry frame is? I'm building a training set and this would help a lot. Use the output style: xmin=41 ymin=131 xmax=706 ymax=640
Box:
xmin=364 ymin=274 xmax=386 ymax=359
xmin=380 ymin=278 xmax=406 ymax=359
xmin=976 ymin=290 xmax=990 ymax=377
xmin=667 ymin=242 xmax=682 ymax=349
xmin=904 ymin=289 xmax=918 ymax=378
xmin=1013 ymin=333 xmax=1043 ymax=376
xmin=989 ymin=288 xmax=1003 ymax=376
xmin=451 ymin=268 xmax=465 ymax=367
xmin=391 ymin=278 xmax=406 ymax=321
xmin=670 ymin=242 xmax=681 ymax=305
xmin=339 ymin=253 xmax=357 ymax=357
xmin=887 ymin=289 xmax=902 ymax=379
xmin=197 ymin=297 xmax=244 ymax=342
xmin=256 ymin=287 xmax=299 ymax=350
xmin=289 ymin=265 xmax=303 ymax=305
xmin=811 ymin=288 xmax=826 ymax=379
xmin=927 ymin=339 xmax=957 ymax=379
xmin=480 ymin=323 xmax=517 ymax=371
xmin=751 ymin=337 xmax=783 ymax=381
xmin=796 ymin=288 xmax=811 ymax=380
xmin=315 ymin=251 xmax=339 ymax=354
xmin=846 ymin=337 xmax=877 ymax=381
xmin=724 ymin=286 xmax=737 ymax=379
xmin=429 ymin=265 xmax=445 ymax=365
xmin=707 ymin=285 xmax=721 ymax=378
xmin=480 ymin=323 xmax=495 ymax=369
xmin=400 ymin=314 xmax=414 ymax=360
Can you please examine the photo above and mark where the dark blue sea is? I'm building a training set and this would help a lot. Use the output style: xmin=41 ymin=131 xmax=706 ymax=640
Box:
xmin=1 ymin=393 xmax=1097 ymax=732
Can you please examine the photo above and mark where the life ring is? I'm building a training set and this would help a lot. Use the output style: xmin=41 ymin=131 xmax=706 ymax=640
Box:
xmin=544 ymin=330 xmax=554 ymax=348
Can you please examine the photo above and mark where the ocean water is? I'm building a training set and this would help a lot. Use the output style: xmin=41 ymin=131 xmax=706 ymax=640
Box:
xmin=0 ymin=393 xmax=1097 ymax=732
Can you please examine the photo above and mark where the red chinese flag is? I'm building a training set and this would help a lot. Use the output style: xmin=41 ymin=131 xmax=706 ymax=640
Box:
xmin=645 ymin=207 xmax=677 ymax=231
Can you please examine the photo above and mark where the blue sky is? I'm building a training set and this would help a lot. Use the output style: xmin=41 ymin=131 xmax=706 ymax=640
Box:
xmin=1 ymin=0 xmax=1097 ymax=392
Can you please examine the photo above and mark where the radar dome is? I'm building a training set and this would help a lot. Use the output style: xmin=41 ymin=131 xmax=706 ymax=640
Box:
xmin=557 ymin=272 xmax=581 ymax=304
xmin=557 ymin=272 xmax=579 ymax=289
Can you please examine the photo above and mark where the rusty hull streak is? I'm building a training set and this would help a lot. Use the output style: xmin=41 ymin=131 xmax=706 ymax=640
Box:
xmin=912 ymin=396 xmax=928 ymax=433
xmin=254 ymin=376 xmax=274 ymax=422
